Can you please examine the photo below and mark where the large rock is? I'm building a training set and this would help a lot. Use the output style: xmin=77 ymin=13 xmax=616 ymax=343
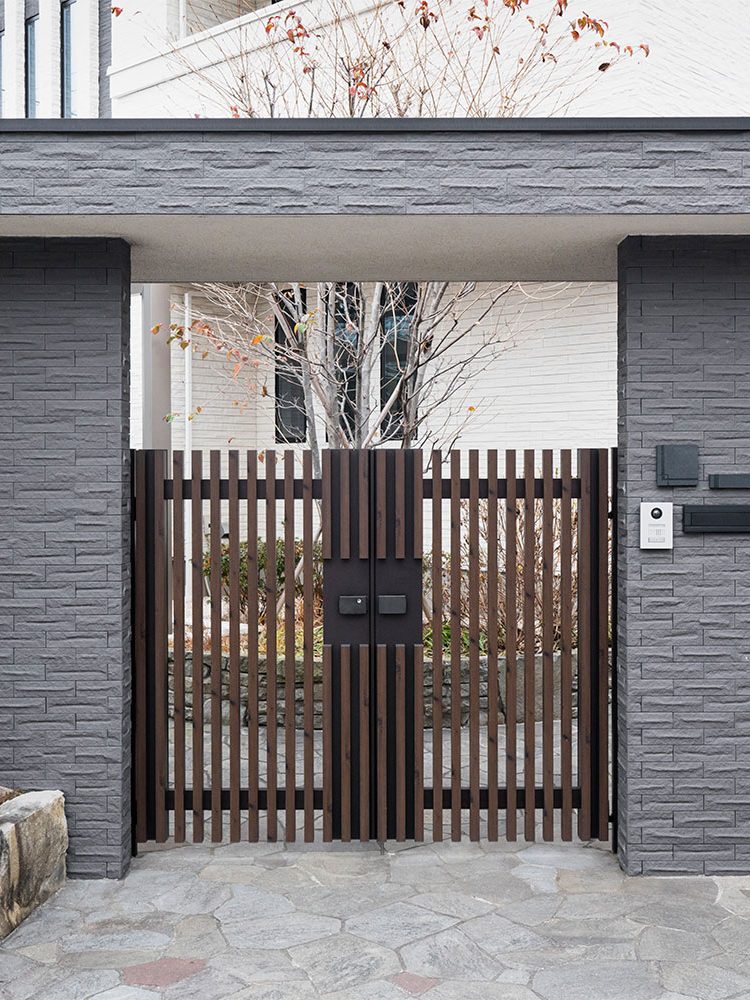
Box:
xmin=0 ymin=790 xmax=67 ymax=939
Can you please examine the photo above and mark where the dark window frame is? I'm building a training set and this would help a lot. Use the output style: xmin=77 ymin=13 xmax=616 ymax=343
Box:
xmin=274 ymin=288 xmax=308 ymax=445
xmin=380 ymin=282 xmax=417 ymax=441
xmin=61 ymin=0 xmax=75 ymax=119
xmin=25 ymin=14 xmax=39 ymax=119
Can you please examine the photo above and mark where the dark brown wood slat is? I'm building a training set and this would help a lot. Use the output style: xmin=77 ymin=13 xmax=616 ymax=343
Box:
xmin=395 ymin=450 xmax=406 ymax=559
xmin=431 ymin=451 xmax=443 ymax=843
xmin=376 ymin=645 xmax=388 ymax=842
xmin=191 ymin=451 xmax=205 ymax=842
xmin=359 ymin=644 xmax=370 ymax=843
xmin=322 ymin=644 xmax=333 ymax=842
xmin=303 ymin=451 xmax=315 ymax=842
xmin=359 ymin=450 xmax=369 ymax=559
xmin=172 ymin=451 xmax=186 ymax=844
xmin=340 ymin=450 xmax=351 ymax=561
xmin=450 ymin=450 xmax=462 ymax=842
xmin=413 ymin=451 xmax=423 ymax=559
xmin=523 ymin=449 xmax=536 ymax=842
xmin=597 ymin=448 xmax=610 ymax=841
xmin=542 ymin=449 xmax=554 ymax=842
xmin=153 ymin=450 xmax=169 ymax=844
xmin=209 ymin=450 xmax=223 ymax=842
xmin=341 ymin=644 xmax=352 ymax=843
xmin=247 ymin=451 xmax=260 ymax=842
xmin=266 ymin=450 xmax=278 ymax=842
xmin=322 ymin=450 xmax=332 ymax=560
xmin=468 ymin=450 xmax=481 ymax=842
xmin=577 ymin=449 xmax=592 ymax=841
xmin=395 ymin=644 xmax=406 ymax=842
xmin=284 ymin=451 xmax=296 ymax=842
xmin=133 ymin=450 xmax=148 ymax=844
xmin=560 ymin=450 xmax=574 ymax=842
xmin=376 ymin=450 xmax=387 ymax=559
xmin=414 ymin=644 xmax=425 ymax=842
xmin=486 ymin=450 xmax=499 ymax=842
xmin=505 ymin=450 xmax=518 ymax=842
xmin=228 ymin=451 xmax=241 ymax=842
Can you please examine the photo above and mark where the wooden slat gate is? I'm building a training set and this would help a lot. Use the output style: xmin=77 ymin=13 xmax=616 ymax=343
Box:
xmin=132 ymin=447 xmax=614 ymax=847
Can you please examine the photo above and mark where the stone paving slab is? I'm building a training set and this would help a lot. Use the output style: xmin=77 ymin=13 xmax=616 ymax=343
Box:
xmin=3 ymin=838 xmax=750 ymax=999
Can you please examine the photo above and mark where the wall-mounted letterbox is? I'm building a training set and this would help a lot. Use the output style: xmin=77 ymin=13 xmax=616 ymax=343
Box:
xmin=683 ymin=505 xmax=750 ymax=533
xmin=339 ymin=595 xmax=368 ymax=615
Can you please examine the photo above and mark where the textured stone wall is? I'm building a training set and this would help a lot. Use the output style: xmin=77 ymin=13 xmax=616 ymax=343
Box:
xmin=618 ymin=235 xmax=750 ymax=875
xmin=0 ymin=238 xmax=131 ymax=879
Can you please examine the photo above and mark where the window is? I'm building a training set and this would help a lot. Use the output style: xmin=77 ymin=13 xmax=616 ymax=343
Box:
xmin=61 ymin=1 xmax=75 ymax=118
xmin=25 ymin=16 xmax=38 ymax=119
xmin=0 ymin=32 xmax=5 ymax=118
xmin=380 ymin=283 xmax=417 ymax=441
xmin=333 ymin=283 xmax=361 ymax=440
xmin=274 ymin=289 xmax=307 ymax=445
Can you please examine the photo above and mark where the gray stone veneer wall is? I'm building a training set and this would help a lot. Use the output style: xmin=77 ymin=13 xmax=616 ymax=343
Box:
xmin=0 ymin=238 xmax=131 ymax=879
xmin=618 ymin=236 xmax=750 ymax=875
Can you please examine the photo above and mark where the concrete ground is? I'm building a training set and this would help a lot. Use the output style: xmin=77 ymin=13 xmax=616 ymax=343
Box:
xmin=3 ymin=839 xmax=750 ymax=1000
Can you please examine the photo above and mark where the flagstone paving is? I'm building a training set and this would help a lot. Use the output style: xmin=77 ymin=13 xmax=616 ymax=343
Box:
xmin=4 ymin=838 xmax=750 ymax=999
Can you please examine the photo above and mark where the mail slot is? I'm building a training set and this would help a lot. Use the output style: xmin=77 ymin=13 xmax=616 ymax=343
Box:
xmin=683 ymin=505 xmax=750 ymax=533
xmin=339 ymin=595 xmax=368 ymax=615
xmin=378 ymin=594 xmax=407 ymax=615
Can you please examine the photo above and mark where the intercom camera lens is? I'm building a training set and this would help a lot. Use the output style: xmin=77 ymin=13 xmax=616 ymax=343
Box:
xmin=651 ymin=507 xmax=663 ymax=520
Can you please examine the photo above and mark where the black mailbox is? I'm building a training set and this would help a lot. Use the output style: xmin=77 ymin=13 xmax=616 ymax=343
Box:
xmin=378 ymin=594 xmax=407 ymax=615
xmin=683 ymin=505 xmax=750 ymax=533
xmin=338 ymin=595 xmax=368 ymax=615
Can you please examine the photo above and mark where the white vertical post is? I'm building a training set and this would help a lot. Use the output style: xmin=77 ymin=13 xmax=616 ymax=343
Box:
xmin=37 ymin=1 xmax=61 ymax=117
xmin=2 ymin=0 xmax=25 ymax=118
xmin=141 ymin=284 xmax=173 ymax=451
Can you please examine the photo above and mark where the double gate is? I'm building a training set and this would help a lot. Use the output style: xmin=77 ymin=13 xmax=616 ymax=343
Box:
xmin=132 ymin=447 xmax=614 ymax=847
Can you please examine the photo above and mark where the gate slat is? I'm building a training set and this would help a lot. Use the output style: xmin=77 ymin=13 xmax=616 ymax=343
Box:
xmin=414 ymin=644 xmax=424 ymax=842
xmin=396 ymin=644 xmax=406 ymax=842
xmin=340 ymin=450 xmax=350 ymax=560
xmin=577 ymin=449 xmax=592 ymax=841
xmin=523 ymin=449 xmax=536 ymax=841
xmin=322 ymin=450 xmax=332 ymax=559
xmin=560 ymin=449 xmax=574 ymax=841
xmin=358 ymin=451 xmax=369 ymax=559
xmin=247 ymin=451 xmax=259 ymax=841
xmin=133 ymin=450 xmax=148 ymax=844
xmin=413 ymin=451 xmax=423 ymax=560
xmin=450 ymin=451 xmax=462 ymax=841
xmin=266 ymin=450 xmax=278 ymax=842
xmin=597 ymin=448 xmax=610 ymax=841
xmin=323 ymin=644 xmax=333 ymax=842
xmin=209 ymin=450 xmax=223 ymax=842
xmin=376 ymin=450 xmax=387 ymax=559
xmin=341 ymin=644 xmax=352 ymax=842
xmin=172 ymin=451 xmax=186 ymax=844
xmin=395 ymin=451 xmax=405 ymax=559
xmin=542 ymin=449 xmax=554 ymax=842
xmin=153 ymin=450 xmax=169 ymax=844
xmin=228 ymin=451 xmax=241 ymax=842
xmin=191 ymin=451 xmax=204 ymax=842
xmin=377 ymin=644 xmax=388 ymax=842
xmin=505 ymin=451 xmax=518 ymax=841
xmin=359 ymin=643 xmax=370 ymax=842
xmin=303 ymin=452 xmax=315 ymax=842
xmin=284 ymin=451 xmax=296 ymax=842
xmin=431 ymin=451 xmax=443 ymax=842
xmin=486 ymin=450 xmax=499 ymax=842
xmin=468 ymin=450 xmax=480 ymax=842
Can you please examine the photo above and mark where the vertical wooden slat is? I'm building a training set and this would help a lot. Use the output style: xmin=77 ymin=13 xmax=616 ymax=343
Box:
xmin=266 ymin=450 xmax=278 ymax=842
xmin=376 ymin=644 xmax=388 ymax=842
xmin=133 ymin=451 xmax=148 ymax=843
xmin=505 ymin=451 xmax=518 ymax=841
xmin=359 ymin=643 xmax=370 ymax=842
xmin=597 ymin=448 xmax=610 ymax=841
xmin=413 ymin=450 xmax=423 ymax=559
xmin=395 ymin=450 xmax=406 ymax=559
xmin=322 ymin=644 xmax=333 ymax=842
xmin=153 ymin=450 xmax=169 ymax=844
xmin=376 ymin=450 xmax=387 ymax=559
xmin=209 ymin=450 xmax=223 ymax=842
xmin=414 ymin=644 xmax=425 ymax=842
xmin=486 ymin=450 xmax=499 ymax=842
xmin=322 ymin=450 xmax=332 ymax=560
xmin=228 ymin=451 xmax=241 ymax=842
xmin=523 ymin=449 xmax=536 ymax=841
xmin=468 ymin=450 xmax=480 ymax=842
xmin=341 ymin=645 xmax=352 ymax=843
xmin=247 ymin=451 xmax=259 ymax=841
xmin=560 ymin=450 xmax=574 ymax=842
xmin=303 ymin=451 xmax=314 ymax=842
xmin=577 ymin=449 xmax=592 ymax=841
xmin=172 ymin=451 xmax=186 ymax=843
xmin=450 ymin=450 xmax=462 ymax=841
xmin=358 ymin=450 xmax=369 ymax=559
xmin=190 ymin=451 xmax=204 ymax=842
xmin=395 ymin=644 xmax=406 ymax=842
xmin=542 ymin=449 xmax=554 ymax=842
xmin=340 ymin=450 xmax=350 ymax=561
xmin=431 ymin=451 xmax=443 ymax=842
xmin=284 ymin=451 xmax=296 ymax=841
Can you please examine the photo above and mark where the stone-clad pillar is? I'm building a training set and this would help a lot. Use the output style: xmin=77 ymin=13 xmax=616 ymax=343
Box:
xmin=0 ymin=238 xmax=131 ymax=878
xmin=618 ymin=236 xmax=750 ymax=875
